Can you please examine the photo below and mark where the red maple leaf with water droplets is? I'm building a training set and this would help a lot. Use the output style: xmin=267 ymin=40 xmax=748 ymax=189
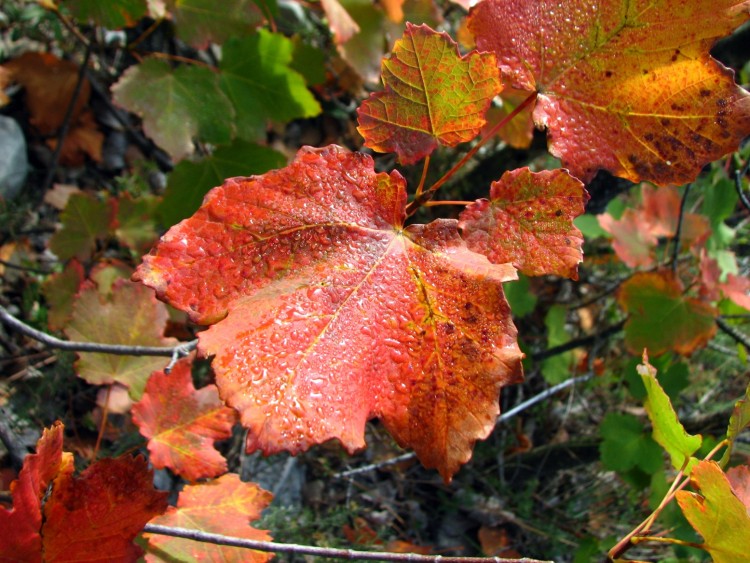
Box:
xmin=135 ymin=145 xmax=524 ymax=480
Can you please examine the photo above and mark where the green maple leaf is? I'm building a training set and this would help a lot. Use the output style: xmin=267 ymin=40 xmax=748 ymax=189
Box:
xmin=112 ymin=58 xmax=235 ymax=162
xmin=219 ymin=30 xmax=321 ymax=141
xmin=62 ymin=0 xmax=148 ymax=28
xmin=159 ymin=139 xmax=286 ymax=227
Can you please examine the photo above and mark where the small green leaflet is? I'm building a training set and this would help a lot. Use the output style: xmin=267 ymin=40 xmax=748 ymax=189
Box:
xmin=638 ymin=354 xmax=701 ymax=473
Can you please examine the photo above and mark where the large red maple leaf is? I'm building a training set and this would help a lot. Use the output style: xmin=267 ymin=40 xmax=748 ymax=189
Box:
xmin=135 ymin=145 xmax=524 ymax=480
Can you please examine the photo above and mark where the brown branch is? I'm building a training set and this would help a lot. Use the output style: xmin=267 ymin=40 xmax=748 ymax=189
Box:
xmin=142 ymin=524 xmax=552 ymax=562
xmin=530 ymin=320 xmax=625 ymax=362
xmin=0 ymin=305 xmax=197 ymax=360
xmin=670 ymin=183 xmax=691 ymax=271
xmin=405 ymin=92 xmax=538 ymax=216
xmin=716 ymin=317 xmax=750 ymax=349
xmin=42 ymin=37 xmax=94 ymax=192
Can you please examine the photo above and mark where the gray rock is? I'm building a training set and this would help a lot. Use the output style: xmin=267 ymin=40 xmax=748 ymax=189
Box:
xmin=0 ymin=116 xmax=28 ymax=199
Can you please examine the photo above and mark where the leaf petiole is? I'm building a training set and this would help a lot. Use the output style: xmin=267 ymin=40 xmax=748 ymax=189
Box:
xmin=405 ymin=92 xmax=537 ymax=216
xmin=423 ymin=200 xmax=472 ymax=207
xmin=415 ymin=155 xmax=431 ymax=197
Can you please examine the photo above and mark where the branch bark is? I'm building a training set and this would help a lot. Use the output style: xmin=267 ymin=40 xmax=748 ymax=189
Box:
xmin=0 ymin=304 xmax=197 ymax=359
xmin=142 ymin=524 xmax=552 ymax=562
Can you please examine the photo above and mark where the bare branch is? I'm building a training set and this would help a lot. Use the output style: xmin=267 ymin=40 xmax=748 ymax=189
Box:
xmin=43 ymin=36 xmax=93 ymax=192
xmin=142 ymin=524 xmax=552 ymax=562
xmin=735 ymin=158 xmax=750 ymax=213
xmin=530 ymin=320 xmax=625 ymax=362
xmin=0 ymin=305 xmax=197 ymax=358
xmin=671 ymin=183 xmax=691 ymax=272
xmin=716 ymin=317 xmax=750 ymax=349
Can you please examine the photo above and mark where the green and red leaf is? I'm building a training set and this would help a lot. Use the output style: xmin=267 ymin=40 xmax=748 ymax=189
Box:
xmin=135 ymin=145 xmax=524 ymax=480
xmin=458 ymin=167 xmax=588 ymax=279
xmin=468 ymin=0 xmax=750 ymax=185
xmin=132 ymin=358 xmax=238 ymax=482
xmin=676 ymin=460 xmax=750 ymax=563
xmin=618 ymin=271 xmax=717 ymax=356
xmin=64 ymin=279 xmax=177 ymax=398
xmin=357 ymin=23 xmax=502 ymax=165
xmin=48 ymin=192 xmax=114 ymax=262
xmin=112 ymin=58 xmax=235 ymax=162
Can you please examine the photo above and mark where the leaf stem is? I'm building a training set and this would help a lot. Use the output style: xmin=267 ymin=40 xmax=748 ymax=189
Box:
xmin=415 ymin=155 xmax=431 ymax=197
xmin=142 ymin=524 xmax=552 ymax=562
xmin=405 ymin=92 xmax=537 ymax=216
xmin=46 ymin=3 xmax=91 ymax=48
xmin=609 ymin=439 xmax=729 ymax=561
xmin=423 ymin=200 xmax=472 ymax=207
xmin=630 ymin=536 xmax=703 ymax=549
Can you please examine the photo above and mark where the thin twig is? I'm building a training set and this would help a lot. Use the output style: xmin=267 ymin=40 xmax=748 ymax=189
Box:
xmin=142 ymin=524 xmax=551 ymax=562
xmin=716 ymin=317 xmax=750 ymax=349
xmin=671 ymin=183 xmax=691 ymax=272
xmin=42 ymin=38 xmax=93 ymax=192
xmin=734 ymin=157 xmax=750 ymax=212
xmin=405 ymin=93 xmax=537 ymax=216
xmin=0 ymin=259 xmax=52 ymax=275
xmin=498 ymin=372 xmax=594 ymax=422
xmin=530 ymin=320 xmax=625 ymax=362
xmin=0 ymin=305 xmax=197 ymax=358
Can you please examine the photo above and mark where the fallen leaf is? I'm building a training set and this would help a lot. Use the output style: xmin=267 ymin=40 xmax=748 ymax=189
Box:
xmin=1 ymin=52 xmax=90 ymax=135
xmin=64 ymin=279 xmax=178 ymax=398
xmin=42 ymin=259 xmax=85 ymax=331
xmin=48 ymin=192 xmax=114 ymax=262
